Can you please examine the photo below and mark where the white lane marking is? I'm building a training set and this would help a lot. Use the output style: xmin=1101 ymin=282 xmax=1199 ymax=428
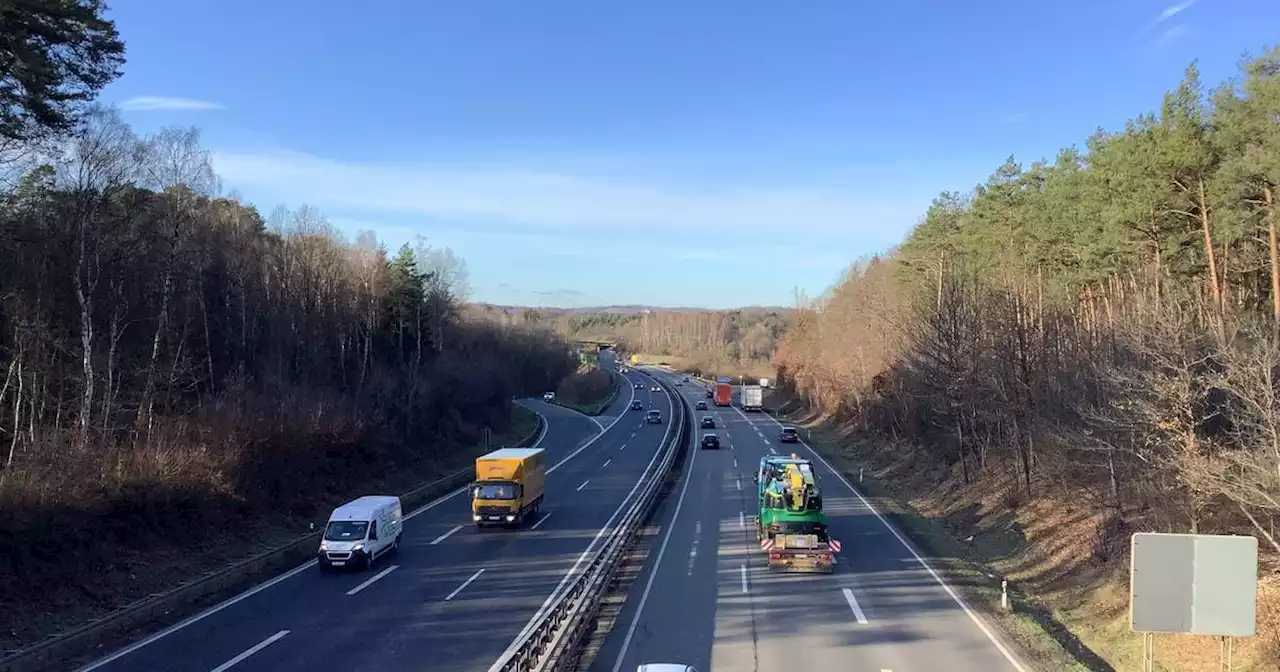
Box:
xmin=740 ymin=564 xmax=748 ymax=593
xmin=429 ymin=524 xmax=463 ymax=545
xmin=499 ymin=383 xmax=677 ymax=672
xmin=543 ymin=380 xmax=638 ymax=476
xmin=733 ymin=457 xmax=737 ymax=467
xmin=769 ymin=447 xmax=777 ymax=455
xmin=603 ymin=458 xmax=612 ymax=468
xmin=446 ymin=568 xmax=485 ymax=600
xmin=762 ymin=438 xmax=770 ymax=445
xmin=209 ymin=630 xmax=289 ymax=672
xmin=609 ymin=415 xmax=700 ymax=672
xmin=345 ymin=564 xmax=399 ymax=596
xmin=620 ymin=443 xmax=627 ymax=450
xmin=739 ymin=511 xmax=745 ymax=530
xmin=577 ymin=479 xmax=590 ymax=492
xmin=688 ymin=521 xmax=701 ymax=575
xmin=737 ymin=406 xmax=1028 ymax=672
xmin=631 ymin=431 xmax=637 ymax=438
xmin=842 ymin=587 xmax=869 ymax=623
xmin=530 ymin=511 xmax=552 ymax=530
xmin=736 ymin=478 xmax=741 ymax=491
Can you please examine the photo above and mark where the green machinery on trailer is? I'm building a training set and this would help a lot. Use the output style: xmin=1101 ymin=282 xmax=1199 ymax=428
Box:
xmin=753 ymin=454 xmax=834 ymax=572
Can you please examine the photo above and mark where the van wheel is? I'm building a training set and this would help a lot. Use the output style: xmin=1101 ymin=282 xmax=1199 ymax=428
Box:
xmin=392 ymin=535 xmax=401 ymax=554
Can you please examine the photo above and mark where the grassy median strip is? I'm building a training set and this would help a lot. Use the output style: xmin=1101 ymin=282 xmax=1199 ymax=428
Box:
xmin=554 ymin=371 xmax=622 ymax=416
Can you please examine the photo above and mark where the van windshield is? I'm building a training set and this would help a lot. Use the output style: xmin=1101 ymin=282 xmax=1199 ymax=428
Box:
xmin=474 ymin=483 xmax=519 ymax=500
xmin=324 ymin=521 xmax=368 ymax=541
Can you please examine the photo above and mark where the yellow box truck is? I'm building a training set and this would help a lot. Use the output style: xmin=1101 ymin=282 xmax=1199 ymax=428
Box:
xmin=470 ymin=447 xmax=546 ymax=527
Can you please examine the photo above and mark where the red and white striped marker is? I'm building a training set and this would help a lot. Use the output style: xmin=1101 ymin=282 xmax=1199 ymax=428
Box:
xmin=760 ymin=539 xmax=774 ymax=552
xmin=828 ymin=539 xmax=842 ymax=553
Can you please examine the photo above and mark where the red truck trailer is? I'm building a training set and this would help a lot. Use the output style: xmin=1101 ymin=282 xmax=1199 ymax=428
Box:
xmin=714 ymin=382 xmax=732 ymax=407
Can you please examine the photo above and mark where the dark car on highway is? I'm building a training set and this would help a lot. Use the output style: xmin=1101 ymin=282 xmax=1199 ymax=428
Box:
xmin=700 ymin=433 xmax=720 ymax=450
xmin=700 ymin=416 xmax=715 ymax=429
xmin=779 ymin=427 xmax=799 ymax=443
xmin=631 ymin=400 xmax=643 ymax=410
xmin=705 ymin=390 xmax=713 ymax=398
xmin=646 ymin=409 xmax=662 ymax=424
xmin=634 ymin=382 xmax=643 ymax=389
xmin=695 ymin=401 xmax=707 ymax=410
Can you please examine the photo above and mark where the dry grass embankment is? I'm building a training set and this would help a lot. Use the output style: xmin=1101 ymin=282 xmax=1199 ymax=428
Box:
xmin=767 ymin=389 xmax=1280 ymax=672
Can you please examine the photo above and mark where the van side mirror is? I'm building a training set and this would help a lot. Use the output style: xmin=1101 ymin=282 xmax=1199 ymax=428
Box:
xmin=753 ymin=475 xmax=759 ymax=484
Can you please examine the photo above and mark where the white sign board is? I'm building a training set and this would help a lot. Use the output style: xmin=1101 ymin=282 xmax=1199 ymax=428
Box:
xmin=1130 ymin=532 xmax=1257 ymax=636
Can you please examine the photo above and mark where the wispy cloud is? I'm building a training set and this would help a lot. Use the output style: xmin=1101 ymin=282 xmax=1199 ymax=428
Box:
xmin=119 ymin=96 xmax=223 ymax=111
xmin=531 ymin=289 xmax=585 ymax=298
xmin=211 ymin=149 xmax=915 ymax=242
xmin=1155 ymin=0 xmax=1196 ymax=24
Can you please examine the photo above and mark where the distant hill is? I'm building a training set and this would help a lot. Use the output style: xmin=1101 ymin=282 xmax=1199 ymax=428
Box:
xmin=472 ymin=303 xmax=793 ymax=315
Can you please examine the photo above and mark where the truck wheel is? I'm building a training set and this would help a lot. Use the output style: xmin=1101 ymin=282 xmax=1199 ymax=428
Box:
xmin=392 ymin=535 xmax=401 ymax=554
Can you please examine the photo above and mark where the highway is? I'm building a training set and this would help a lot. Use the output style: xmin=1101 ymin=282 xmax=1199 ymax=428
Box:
xmin=80 ymin=359 xmax=676 ymax=672
xmin=592 ymin=369 xmax=1030 ymax=672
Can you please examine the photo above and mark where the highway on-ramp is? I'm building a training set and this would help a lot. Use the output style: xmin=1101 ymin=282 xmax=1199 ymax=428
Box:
xmin=81 ymin=364 xmax=675 ymax=672
xmin=592 ymin=369 xmax=1029 ymax=672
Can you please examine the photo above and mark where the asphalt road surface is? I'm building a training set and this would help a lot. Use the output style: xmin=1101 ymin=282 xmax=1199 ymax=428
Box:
xmin=81 ymin=365 xmax=675 ymax=672
xmin=592 ymin=370 xmax=1030 ymax=672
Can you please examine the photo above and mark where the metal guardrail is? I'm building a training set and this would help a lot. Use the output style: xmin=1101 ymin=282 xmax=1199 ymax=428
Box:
xmin=489 ymin=369 xmax=691 ymax=672
xmin=0 ymin=411 xmax=546 ymax=672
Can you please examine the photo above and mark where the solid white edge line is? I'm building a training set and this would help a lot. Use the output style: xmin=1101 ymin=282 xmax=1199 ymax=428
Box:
xmin=446 ymin=568 xmax=485 ymax=601
xmin=345 ymin=564 xmax=399 ymax=596
xmin=77 ymin=388 xmax=589 ymax=672
xmin=609 ymin=411 xmax=699 ymax=672
xmin=603 ymin=458 xmax=612 ymax=468
xmin=577 ymin=480 xmax=590 ymax=492
xmin=493 ymin=375 xmax=675 ymax=672
xmin=208 ymin=630 xmax=289 ymax=672
xmin=429 ymin=524 xmax=463 ymax=545
xmin=530 ymin=511 xmax=552 ymax=530
xmin=737 ymin=406 xmax=1029 ymax=672
xmin=842 ymin=587 xmax=869 ymax=624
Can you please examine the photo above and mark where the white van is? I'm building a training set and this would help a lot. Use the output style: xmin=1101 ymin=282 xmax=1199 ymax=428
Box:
xmin=318 ymin=495 xmax=403 ymax=571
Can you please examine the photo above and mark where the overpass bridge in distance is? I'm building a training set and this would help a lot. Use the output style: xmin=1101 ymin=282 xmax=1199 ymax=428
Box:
xmin=573 ymin=339 xmax=618 ymax=352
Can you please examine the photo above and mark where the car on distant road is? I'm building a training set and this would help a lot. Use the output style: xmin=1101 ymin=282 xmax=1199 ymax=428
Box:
xmin=695 ymin=401 xmax=707 ymax=410
xmin=700 ymin=433 xmax=720 ymax=450
xmin=646 ymin=409 xmax=663 ymax=424
xmin=779 ymin=427 xmax=799 ymax=443
xmin=674 ymin=380 xmax=682 ymax=385
xmin=700 ymin=416 xmax=715 ymax=429
xmin=634 ymin=382 xmax=643 ymax=389
xmin=705 ymin=389 xmax=713 ymax=398
xmin=543 ymin=392 xmax=555 ymax=402
xmin=631 ymin=400 xmax=643 ymax=410
xmin=651 ymin=385 xmax=660 ymax=392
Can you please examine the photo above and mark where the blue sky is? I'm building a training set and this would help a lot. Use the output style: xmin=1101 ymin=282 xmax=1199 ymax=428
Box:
xmin=100 ymin=0 xmax=1279 ymax=309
